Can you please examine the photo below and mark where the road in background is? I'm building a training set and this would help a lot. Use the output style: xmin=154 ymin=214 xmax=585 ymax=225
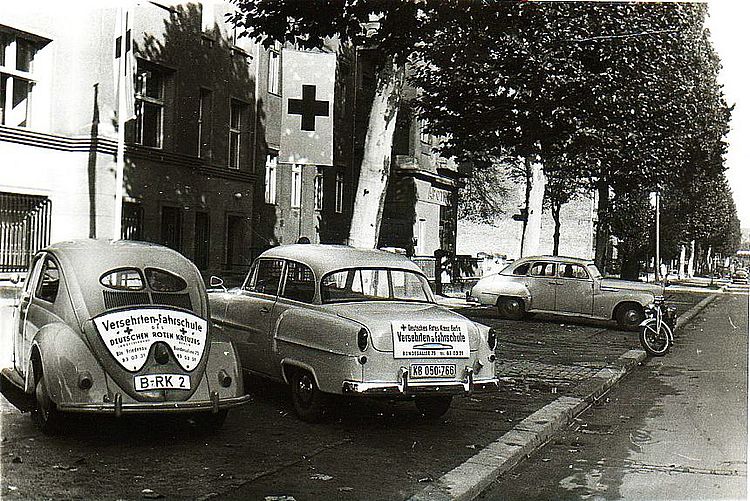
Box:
xmin=480 ymin=292 xmax=748 ymax=500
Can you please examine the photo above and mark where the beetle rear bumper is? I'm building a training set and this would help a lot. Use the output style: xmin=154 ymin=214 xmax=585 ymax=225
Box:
xmin=342 ymin=367 xmax=499 ymax=397
xmin=57 ymin=392 xmax=250 ymax=415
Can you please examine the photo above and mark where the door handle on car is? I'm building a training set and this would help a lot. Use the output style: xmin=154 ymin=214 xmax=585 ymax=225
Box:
xmin=548 ymin=281 xmax=558 ymax=285
xmin=260 ymin=306 xmax=270 ymax=314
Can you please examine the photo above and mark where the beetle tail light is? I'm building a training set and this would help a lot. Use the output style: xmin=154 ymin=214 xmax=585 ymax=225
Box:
xmin=218 ymin=370 xmax=232 ymax=388
xmin=357 ymin=328 xmax=369 ymax=352
xmin=487 ymin=327 xmax=498 ymax=351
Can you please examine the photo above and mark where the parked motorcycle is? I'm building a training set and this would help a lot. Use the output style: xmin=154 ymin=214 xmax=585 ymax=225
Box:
xmin=639 ymin=296 xmax=678 ymax=356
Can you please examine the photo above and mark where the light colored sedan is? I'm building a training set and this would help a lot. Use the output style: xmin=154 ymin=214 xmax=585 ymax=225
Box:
xmin=208 ymin=244 xmax=499 ymax=422
xmin=470 ymin=256 xmax=666 ymax=330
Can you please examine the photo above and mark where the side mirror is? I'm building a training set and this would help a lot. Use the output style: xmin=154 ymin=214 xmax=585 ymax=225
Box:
xmin=209 ymin=276 xmax=226 ymax=292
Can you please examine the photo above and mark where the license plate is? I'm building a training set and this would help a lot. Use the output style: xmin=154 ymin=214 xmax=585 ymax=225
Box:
xmin=134 ymin=374 xmax=190 ymax=391
xmin=409 ymin=364 xmax=456 ymax=379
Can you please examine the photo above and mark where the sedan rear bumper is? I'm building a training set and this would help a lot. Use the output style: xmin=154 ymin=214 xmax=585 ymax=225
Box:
xmin=342 ymin=367 xmax=499 ymax=397
xmin=57 ymin=392 xmax=251 ymax=416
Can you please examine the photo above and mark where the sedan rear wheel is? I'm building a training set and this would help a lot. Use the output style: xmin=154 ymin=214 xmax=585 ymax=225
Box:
xmin=415 ymin=396 xmax=453 ymax=419
xmin=497 ymin=297 xmax=525 ymax=320
xmin=290 ymin=369 xmax=327 ymax=423
xmin=32 ymin=376 xmax=62 ymax=435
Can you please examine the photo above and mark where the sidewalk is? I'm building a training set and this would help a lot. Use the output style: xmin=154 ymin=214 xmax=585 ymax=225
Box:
xmin=415 ymin=292 xmax=718 ymax=501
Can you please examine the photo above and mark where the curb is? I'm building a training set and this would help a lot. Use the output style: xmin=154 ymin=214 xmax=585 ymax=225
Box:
xmin=675 ymin=292 xmax=718 ymax=331
xmin=408 ymin=293 xmax=720 ymax=501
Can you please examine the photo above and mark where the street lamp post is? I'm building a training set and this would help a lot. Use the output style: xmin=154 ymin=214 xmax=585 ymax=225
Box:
xmin=655 ymin=190 xmax=661 ymax=283
xmin=650 ymin=190 xmax=661 ymax=283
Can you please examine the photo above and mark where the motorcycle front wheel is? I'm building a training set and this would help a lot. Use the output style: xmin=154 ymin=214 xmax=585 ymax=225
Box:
xmin=639 ymin=320 xmax=672 ymax=356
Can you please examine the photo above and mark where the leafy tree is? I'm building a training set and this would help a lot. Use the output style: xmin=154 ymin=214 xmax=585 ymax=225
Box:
xmin=230 ymin=0 xmax=496 ymax=248
xmin=412 ymin=2 xmax=731 ymax=277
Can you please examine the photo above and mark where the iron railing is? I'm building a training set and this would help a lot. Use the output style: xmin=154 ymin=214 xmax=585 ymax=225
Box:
xmin=0 ymin=192 xmax=51 ymax=273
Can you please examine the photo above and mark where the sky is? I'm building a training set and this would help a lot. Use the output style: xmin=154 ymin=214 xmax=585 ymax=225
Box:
xmin=706 ymin=1 xmax=750 ymax=230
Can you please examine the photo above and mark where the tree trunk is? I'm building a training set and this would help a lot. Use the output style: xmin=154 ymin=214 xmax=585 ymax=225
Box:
xmin=687 ymin=239 xmax=696 ymax=278
xmin=347 ymin=55 xmax=405 ymax=249
xmin=521 ymin=159 xmax=546 ymax=257
xmin=594 ymin=180 xmax=610 ymax=274
xmin=620 ymin=240 xmax=641 ymax=281
xmin=552 ymin=201 xmax=561 ymax=256
xmin=678 ymin=244 xmax=686 ymax=279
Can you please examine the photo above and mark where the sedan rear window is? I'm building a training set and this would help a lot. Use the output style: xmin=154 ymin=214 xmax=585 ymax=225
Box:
xmin=100 ymin=268 xmax=144 ymax=290
xmin=145 ymin=268 xmax=187 ymax=292
xmin=321 ymin=268 xmax=431 ymax=304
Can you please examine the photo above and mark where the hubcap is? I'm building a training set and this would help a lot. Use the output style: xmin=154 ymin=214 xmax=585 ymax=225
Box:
xmin=297 ymin=375 xmax=314 ymax=404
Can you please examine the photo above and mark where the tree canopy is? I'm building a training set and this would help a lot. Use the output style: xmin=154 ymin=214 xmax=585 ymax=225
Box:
xmin=411 ymin=2 xmax=734 ymax=274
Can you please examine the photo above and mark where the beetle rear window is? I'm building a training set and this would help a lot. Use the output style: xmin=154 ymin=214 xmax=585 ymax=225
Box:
xmin=145 ymin=268 xmax=187 ymax=292
xmin=100 ymin=268 xmax=145 ymax=290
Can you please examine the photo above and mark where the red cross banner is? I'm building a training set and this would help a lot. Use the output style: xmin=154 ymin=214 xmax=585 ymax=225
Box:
xmin=113 ymin=6 xmax=136 ymax=121
xmin=280 ymin=49 xmax=336 ymax=166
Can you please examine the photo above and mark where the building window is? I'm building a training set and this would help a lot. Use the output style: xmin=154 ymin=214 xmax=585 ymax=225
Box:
xmin=314 ymin=167 xmax=323 ymax=211
xmin=121 ymin=202 xmax=143 ymax=240
xmin=160 ymin=206 xmax=182 ymax=251
xmin=419 ymin=118 xmax=430 ymax=144
xmin=194 ymin=211 xmax=209 ymax=270
xmin=0 ymin=30 xmax=43 ymax=128
xmin=267 ymin=45 xmax=280 ymax=95
xmin=135 ymin=65 xmax=165 ymax=148
xmin=198 ymin=88 xmax=212 ymax=159
xmin=291 ymin=164 xmax=302 ymax=208
xmin=265 ymin=153 xmax=277 ymax=204
xmin=229 ymin=99 xmax=247 ymax=169
xmin=335 ymin=171 xmax=344 ymax=214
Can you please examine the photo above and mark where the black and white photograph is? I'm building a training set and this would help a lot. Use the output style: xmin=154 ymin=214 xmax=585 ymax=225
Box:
xmin=1 ymin=0 xmax=748 ymax=499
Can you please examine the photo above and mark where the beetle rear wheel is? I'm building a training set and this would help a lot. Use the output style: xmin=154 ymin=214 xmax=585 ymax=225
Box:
xmin=497 ymin=297 xmax=525 ymax=320
xmin=290 ymin=369 xmax=327 ymax=423
xmin=415 ymin=396 xmax=453 ymax=419
xmin=639 ymin=320 xmax=672 ymax=356
xmin=32 ymin=376 xmax=62 ymax=434
xmin=190 ymin=409 xmax=228 ymax=431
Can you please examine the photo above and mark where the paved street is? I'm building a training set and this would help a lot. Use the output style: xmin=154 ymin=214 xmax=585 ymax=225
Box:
xmin=0 ymin=289 xmax=723 ymax=500
xmin=479 ymin=292 xmax=748 ymax=500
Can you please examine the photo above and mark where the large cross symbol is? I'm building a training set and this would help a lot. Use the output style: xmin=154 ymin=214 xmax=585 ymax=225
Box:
xmin=288 ymin=85 xmax=329 ymax=132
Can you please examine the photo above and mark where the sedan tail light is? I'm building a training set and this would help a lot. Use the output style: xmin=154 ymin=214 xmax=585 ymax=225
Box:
xmin=357 ymin=328 xmax=369 ymax=352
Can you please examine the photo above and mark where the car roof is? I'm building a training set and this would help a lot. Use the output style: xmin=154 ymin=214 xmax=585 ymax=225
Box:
xmin=513 ymin=255 xmax=595 ymax=267
xmin=45 ymin=239 xmax=194 ymax=274
xmin=258 ymin=244 xmax=424 ymax=277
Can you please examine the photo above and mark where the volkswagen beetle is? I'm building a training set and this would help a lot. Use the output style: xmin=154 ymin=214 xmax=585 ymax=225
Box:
xmin=208 ymin=244 xmax=499 ymax=422
xmin=469 ymin=255 xmax=670 ymax=329
xmin=1 ymin=240 xmax=249 ymax=433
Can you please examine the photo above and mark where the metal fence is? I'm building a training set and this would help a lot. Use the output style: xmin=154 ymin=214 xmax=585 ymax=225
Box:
xmin=0 ymin=192 xmax=52 ymax=273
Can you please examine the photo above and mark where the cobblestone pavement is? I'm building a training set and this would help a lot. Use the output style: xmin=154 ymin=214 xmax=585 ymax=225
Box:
xmin=0 ymin=290 xmax=711 ymax=500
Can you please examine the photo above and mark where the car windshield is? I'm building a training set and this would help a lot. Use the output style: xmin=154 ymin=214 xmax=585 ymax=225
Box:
xmin=587 ymin=264 xmax=602 ymax=279
xmin=321 ymin=268 xmax=432 ymax=304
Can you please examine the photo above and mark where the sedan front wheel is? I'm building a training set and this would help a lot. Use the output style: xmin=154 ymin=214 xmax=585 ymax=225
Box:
xmin=616 ymin=304 xmax=645 ymax=331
